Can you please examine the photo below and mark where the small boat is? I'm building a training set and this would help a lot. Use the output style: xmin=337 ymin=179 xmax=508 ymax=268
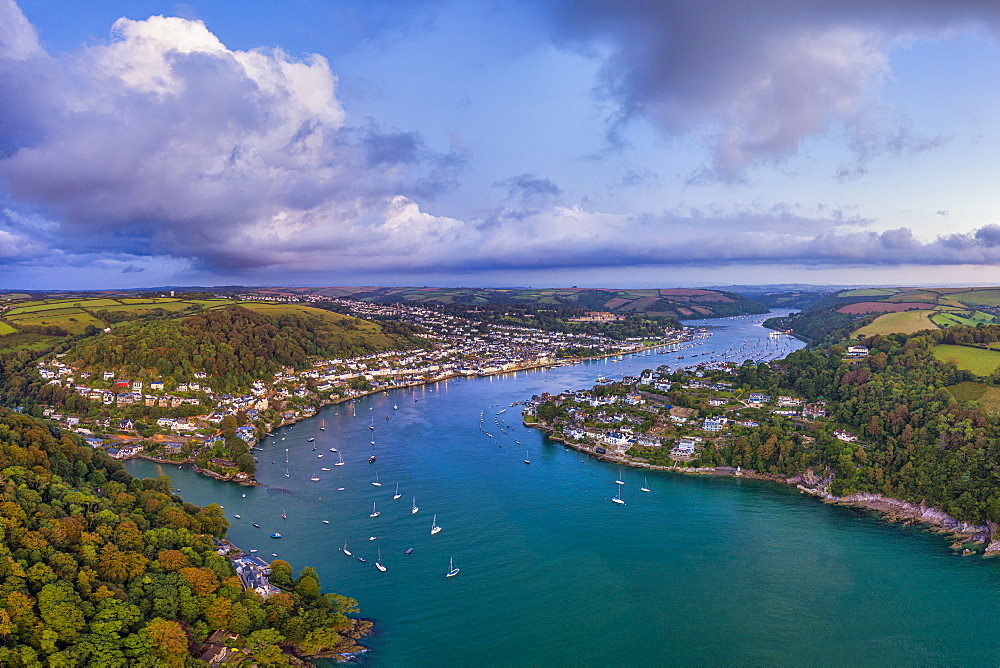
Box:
xmin=370 ymin=502 xmax=380 ymax=518
xmin=321 ymin=467 xmax=331 ymax=471
xmin=320 ymin=420 xmax=326 ymax=431
xmin=322 ymin=520 xmax=330 ymax=524
xmin=285 ymin=467 xmax=289 ymax=478
xmin=270 ymin=533 xmax=282 ymax=539
xmin=311 ymin=476 xmax=320 ymax=482
xmin=523 ymin=450 xmax=531 ymax=465
xmin=234 ymin=514 xmax=241 ymax=519
xmin=272 ymin=553 xmax=278 ymax=557
xmin=249 ymin=549 xmax=257 ymax=553
xmin=343 ymin=541 xmax=352 ymax=557
xmin=252 ymin=523 xmax=260 ymax=528
xmin=335 ymin=452 xmax=345 ymax=466
xmin=394 ymin=404 xmax=398 ymax=410
xmin=431 ymin=514 xmax=441 ymax=535
xmin=615 ymin=471 xmax=625 ymax=486
xmin=375 ymin=551 xmax=387 ymax=572
xmin=241 ymin=493 xmax=246 ymax=498
xmin=411 ymin=497 xmax=419 ymax=515
xmin=357 ymin=556 xmax=366 ymax=563
xmin=393 ymin=483 xmax=401 ymax=500
xmin=369 ymin=455 xmax=376 ymax=463
xmin=405 ymin=548 xmax=414 ymax=555
xmin=372 ymin=472 xmax=381 ymax=487
xmin=641 ymin=477 xmax=651 ymax=493
xmin=317 ymin=454 xmax=323 ymax=458
xmin=613 ymin=482 xmax=625 ymax=505
xmin=446 ymin=557 xmax=460 ymax=578
xmin=308 ymin=437 xmax=315 ymax=442
xmin=329 ymin=447 xmax=338 ymax=452
xmin=369 ymin=536 xmax=377 ymax=541
xmin=281 ymin=510 xmax=287 ymax=519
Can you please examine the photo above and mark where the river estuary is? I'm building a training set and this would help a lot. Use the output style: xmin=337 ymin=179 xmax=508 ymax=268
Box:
xmin=126 ymin=311 xmax=1000 ymax=665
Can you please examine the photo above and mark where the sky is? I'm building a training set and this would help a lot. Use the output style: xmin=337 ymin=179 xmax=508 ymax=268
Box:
xmin=3 ymin=1 xmax=1000 ymax=289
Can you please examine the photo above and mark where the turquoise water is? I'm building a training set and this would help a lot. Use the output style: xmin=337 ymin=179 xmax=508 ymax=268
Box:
xmin=127 ymin=314 xmax=1000 ymax=665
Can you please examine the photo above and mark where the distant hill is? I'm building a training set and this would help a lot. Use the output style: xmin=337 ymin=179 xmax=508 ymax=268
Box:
xmin=262 ymin=286 xmax=768 ymax=320
xmin=768 ymin=286 xmax=1000 ymax=342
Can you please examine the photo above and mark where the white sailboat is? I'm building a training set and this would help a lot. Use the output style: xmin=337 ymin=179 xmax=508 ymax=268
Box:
xmin=375 ymin=548 xmax=386 ymax=572
xmin=370 ymin=502 xmax=380 ymax=518
xmin=431 ymin=514 xmax=441 ymax=535
xmin=372 ymin=471 xmax=381 ymax=487
xmin=285 ymin=467 xmax=289 ymax=478
xmin=411 ymin=497 xmax=419 ymax=515
xmin=615 ymin=470 xmax=625 ymax=485
xmin=343 ymin=540 xmax=352 ymax=557
xmin=335 ymin=452 xmax=344 ymax=466
xmin=523 ymin=449 xmax=531 ymax=465
xmin=446 ymin=557 xmax=460 ymax=578
xmin=320 ymin=419 xmax=326 ymax=431
xmin=393 ymin=483 xmax=401 ymax=500
xmin=640 ymin=477 xmax=651 ymax=493
xmin=613 ymin=482 xmax=625 ymax=505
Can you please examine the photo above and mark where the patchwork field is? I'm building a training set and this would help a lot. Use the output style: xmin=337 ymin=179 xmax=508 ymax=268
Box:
xmin=853 ymin=310 xmax=937 ymax=337
xmin=930 ymin=311 xmax=997 ymax=327
xmin=934 ymin=344 xmax=1000 ymax=376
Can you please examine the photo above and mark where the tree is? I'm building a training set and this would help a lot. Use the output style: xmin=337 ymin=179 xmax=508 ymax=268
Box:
xmin=145 ymin=618 xmax=188 ymax=668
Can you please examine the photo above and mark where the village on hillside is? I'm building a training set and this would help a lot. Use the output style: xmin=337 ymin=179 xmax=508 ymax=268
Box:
xmin=28 ymin=299 xmax=701 ymax=482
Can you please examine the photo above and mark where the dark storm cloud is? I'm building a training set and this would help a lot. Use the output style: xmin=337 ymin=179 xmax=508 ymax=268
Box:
xmin=540 ymin=0 xmax=1000 ymax=179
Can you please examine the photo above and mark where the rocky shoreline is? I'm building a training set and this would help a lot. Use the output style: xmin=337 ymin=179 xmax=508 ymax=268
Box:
xmin=528 ymin=420 xmax=1000 ymax=556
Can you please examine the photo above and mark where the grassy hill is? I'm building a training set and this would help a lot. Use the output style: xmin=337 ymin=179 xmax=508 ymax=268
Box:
xmin=256 ymin=286 xmax=768 ymax=319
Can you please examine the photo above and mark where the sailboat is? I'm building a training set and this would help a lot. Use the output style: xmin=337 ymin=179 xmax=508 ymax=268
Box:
xmin=446 ymin=557 xmax=460 ymax=578
xmin=375 ymin=548 xmax=386 ymax=572
xmin=411 ymin=497 xmax=419 ymax=515
xmin=369 ymin=418 xmax=374 ymax=430
xmin=640 ymin=477 xmax=651 ymax=493
xmin=613 ymin=482 xmax=625 ymax=505
xmin=370 ymin=502 xmax=380 ymax=518
xmin=431 ymin=514 xmax=441 ymax=535
xmin=393 ymin=483 xmax=401 ymax=500
xmin=523 ymin=449 xmax=531 ymax=464
xmin=281 ymin=509 xmax=287 ymax=519
xmin=372 ymin=472 xmax=381 ymax=487
xmin=343 ymin=541 xmax=352 ymax=557
xmin=335 ymin=452 xmax=345 ymax=466
xmin=320 ymin=419 xmax=326 ymax=431
xmin=285 ymin=467 xmax=289 ymax=478
xmin=394 ymin=404 xmax=398 ymax=410
xmin=615 ymin=470 xmax=625 ymax=486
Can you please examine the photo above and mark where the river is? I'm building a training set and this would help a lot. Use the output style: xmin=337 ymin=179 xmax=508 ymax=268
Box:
xmin=126 ymin=311 xmax=1000 ymax=665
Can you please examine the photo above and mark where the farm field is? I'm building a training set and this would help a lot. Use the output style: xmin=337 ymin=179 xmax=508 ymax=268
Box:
xmin=0 ymin=322 xmax=17 ymax=335
xmin=853 ymin=310 xmax=937 ymax=337
xmin=930 ymin=310 xmax=997 ymax=327
xmin=933 ymin=344 xmax=1000 ymax=376
xmin=946 ymin=381 xmax=1000 ymax=413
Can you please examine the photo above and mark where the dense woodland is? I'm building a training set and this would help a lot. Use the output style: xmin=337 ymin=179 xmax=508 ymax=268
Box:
xmin=692 ymin=328 xmax=1000 ymax=522
xmin=0 ymin=410 xmax=357 ymax=666
xmin=69 ymin=306 xmax=426 ymax=392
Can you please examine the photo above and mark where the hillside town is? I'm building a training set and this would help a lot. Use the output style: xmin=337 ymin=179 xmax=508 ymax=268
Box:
xmin=522 ymin=362 xmax=853 ymax=471
xmin=28 ymin=299 xmax=699 ymax=482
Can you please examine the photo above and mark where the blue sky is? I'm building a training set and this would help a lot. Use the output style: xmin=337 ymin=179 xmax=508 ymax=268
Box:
xmin=3 ymin=0 xmax=1000 ymax=289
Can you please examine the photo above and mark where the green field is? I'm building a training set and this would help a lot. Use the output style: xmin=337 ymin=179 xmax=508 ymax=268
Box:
xmin=0 ymin=322 xmax=17 ymax=335
xmin=930 ymin=310 xmax=997 ymax=327
xmin=7 ymin=308 xmax=107 ymax=335
xmin=838 ymin=288 xmax=899 ymax=298
xmin=946 ymin=381 xmax=1000 ymax=413
xmin=948 ymin=289 xmax=1000 ymax=307
xmin=853 ymin=310 xmax=938 ymax=337
xmin=934 ymin=344 xmax=1000 ymax=375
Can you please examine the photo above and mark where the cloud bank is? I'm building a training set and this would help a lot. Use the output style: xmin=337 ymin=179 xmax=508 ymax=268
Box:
xmin=2 ymin=0 xmax=1000 ymax=286
xmin=542 ymin=0 xmax=1000 ymax=180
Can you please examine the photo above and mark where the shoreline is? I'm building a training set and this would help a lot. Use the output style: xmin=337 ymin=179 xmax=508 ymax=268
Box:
xmin=527 ymin=420 xmax=999 ymax=555
xmin=131 ymin=338 xmax=684 ymax=485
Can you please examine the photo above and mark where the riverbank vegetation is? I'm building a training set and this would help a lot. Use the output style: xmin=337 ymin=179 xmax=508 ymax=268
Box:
xmin=0 ymin=410 xmax=363 ymax=665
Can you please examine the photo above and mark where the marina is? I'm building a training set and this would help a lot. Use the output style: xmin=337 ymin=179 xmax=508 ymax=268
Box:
xmin=125 ymin=311 xmax=1000 ymax=665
